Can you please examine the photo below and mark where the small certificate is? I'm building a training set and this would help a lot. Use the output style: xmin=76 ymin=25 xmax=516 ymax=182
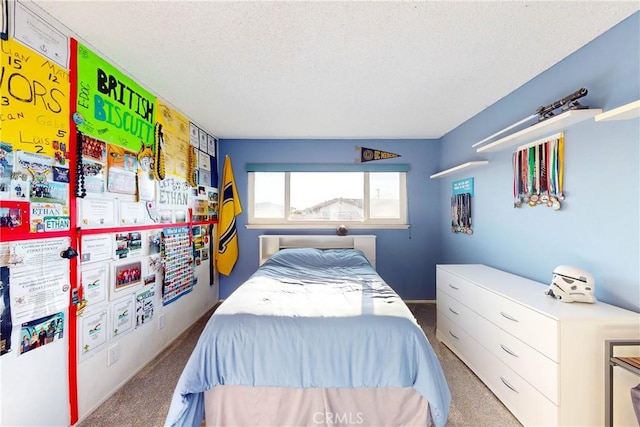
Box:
xmin=198 ymin=170 xmax=211 ymax=187
xmin=110 ymin=295 xmax=135 ymax=341
xmin=81 ymin=234 xmax=112 ymax=264
xmin=189 ymin=123 xmax=200 ymax=147
xmin=80 ymin=198 xmax=116 ymax=227
xmin=79 ymin=308 xmax=108 ymax=362
xmin=207 ymin=135 xmax=217 ymax=156
xmin=198 ymin=129 xmax=208 ymax=152
xmin=119 ymin=201 xmax=146 ymax=225
xmin=198 ymin=150 xmax=211 ymax=171
xmin=81 ymin=264 xmax=108 ymax=308
xmin=13 ymin=1 xmax=69 ymax=67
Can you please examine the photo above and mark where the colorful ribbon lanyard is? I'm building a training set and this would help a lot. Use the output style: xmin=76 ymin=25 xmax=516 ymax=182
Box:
xmin=558 ymin=133 xmax=564 ymax=199
xmin=512 ymin=151 xmax=519 ymax=207
xmin=512 ymin=132 xmax=563 ymax=210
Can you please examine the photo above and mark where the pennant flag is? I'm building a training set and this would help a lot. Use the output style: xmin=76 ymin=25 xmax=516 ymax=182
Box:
xmin=356 ymin=146 xmax=401 ymax=163
xmin=215 ymin=156 xmax=243 ymax=276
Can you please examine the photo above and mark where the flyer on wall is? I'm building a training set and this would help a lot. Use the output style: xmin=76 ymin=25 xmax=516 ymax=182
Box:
xmin=18 ymin=311 xmax=65 ymax=356
xmin=135 ymin=285 xmax=155 ymax=328
xmin=0 ymin=266 xmax=11 ymax=356
xmin=81 ymin=234 xmax=112 ymax=264
xmin=0 ymin=238 xmax=70 ymax=325
xmin=79 ymin=308 xmax=108 ymax=362
xmin=8 ymin=263 xmax=69 ymax=324
xmin=111 ymin=295 xmax=134 ymax=341
xmin=0 ymin=237 xmax=70 ymax=268
xmin=80 ymin=264 xmax=108 ymax=309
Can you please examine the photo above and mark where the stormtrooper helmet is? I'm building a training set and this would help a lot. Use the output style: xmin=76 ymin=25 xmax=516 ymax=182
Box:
xmin=544 ymin=265 xmax=596 ymax=303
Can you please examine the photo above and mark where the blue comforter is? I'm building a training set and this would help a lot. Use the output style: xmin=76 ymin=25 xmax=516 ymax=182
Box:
xmin=165 ymin=248 xmax=451 ymax=427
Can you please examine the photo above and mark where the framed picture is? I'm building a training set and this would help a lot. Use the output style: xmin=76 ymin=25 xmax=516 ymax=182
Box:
xmin=0 ymin=200 xmax=30 ymax=233
xmin=110 ymin=260 xmax=143 ymax=299
xmin=113 ymin=231 xmax=143 ymax=259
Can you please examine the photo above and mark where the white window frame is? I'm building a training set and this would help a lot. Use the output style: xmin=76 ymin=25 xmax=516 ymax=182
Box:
xmin=247 ymin=171 xmax=409 ymax=229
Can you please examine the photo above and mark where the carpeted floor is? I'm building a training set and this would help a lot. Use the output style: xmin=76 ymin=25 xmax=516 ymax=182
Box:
xmin=78 ymin=303 xmax=521 ymax=427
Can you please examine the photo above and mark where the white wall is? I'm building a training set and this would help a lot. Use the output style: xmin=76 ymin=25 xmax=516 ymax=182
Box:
xmin=1 ymin=308 xmax=71 ymax=426
xmin=76 ymin=254 xmax=218 ymax=423
xmin=0 ymin=259 xmax=217 ymax=426
xmin=0 ymin=3 xmax=220 ymax=425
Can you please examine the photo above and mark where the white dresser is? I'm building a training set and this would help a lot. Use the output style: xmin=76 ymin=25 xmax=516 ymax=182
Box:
xmin=436 ymin=264 xmax=640 ymax=427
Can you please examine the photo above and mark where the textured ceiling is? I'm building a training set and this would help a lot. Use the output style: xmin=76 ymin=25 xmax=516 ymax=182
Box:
xmin=30 ymin=1 xmax=640 ymax=139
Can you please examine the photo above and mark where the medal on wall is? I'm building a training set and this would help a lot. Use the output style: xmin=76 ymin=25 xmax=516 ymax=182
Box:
xmin=451 ymin=178 xmax=474 ymax=235
xmin=512 ymin=132 xmax=564 ymax=210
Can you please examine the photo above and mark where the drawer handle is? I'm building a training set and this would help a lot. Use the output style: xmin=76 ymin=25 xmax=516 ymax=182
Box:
xmin=500 ymin=311 xmax=519 ymax=322
xmin=448 ymin=307 xmax=459 ymax=316
xmin=448 ymin=283 xmax=459 ymax=290
xmin=500 ymin=376 xmax=519 ymax=393
xmin=449 ymin=330 xmax=460 ymax=340
xmin=500 ymin=344 xmax=519 ymax=358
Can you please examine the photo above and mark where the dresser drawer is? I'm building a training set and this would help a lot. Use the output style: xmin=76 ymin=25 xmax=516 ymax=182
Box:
xmin=476 ymin=315 xmax=559 ymax=404
xmin=436 ymin=310 xmax=479 ymax=370
xmin=436 ymin=268 xmax=477 ymax=310
xmin=474 ymin=340 xmax=558 ymax=427
xmin=437 ymin=289 xmax=477 ymax=337
xmin=475 ymin=286 xmax=558 ymax=361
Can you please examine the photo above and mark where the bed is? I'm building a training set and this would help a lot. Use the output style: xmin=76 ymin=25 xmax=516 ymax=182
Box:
xmin=165 ymin=235 xmax=451 ymax=427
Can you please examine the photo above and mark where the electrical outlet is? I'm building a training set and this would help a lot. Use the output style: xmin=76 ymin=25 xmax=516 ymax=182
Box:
xmin=158 ymin=314 xmax=165 ymax=330
xmin=107 ymin=343 xmax=119 ymax=366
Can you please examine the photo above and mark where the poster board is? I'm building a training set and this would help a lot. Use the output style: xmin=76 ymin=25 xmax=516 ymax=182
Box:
xmin=0 ymin=38 xmax=70 ymax=157
xmin=157 ymin=99 xmax=190 ymax=179
xmin=75 ymin=41 xmax=156 ymax=151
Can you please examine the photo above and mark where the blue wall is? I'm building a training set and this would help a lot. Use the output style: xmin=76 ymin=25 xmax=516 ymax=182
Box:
xmin=217 ymin=139 xmax=441 ymax=300
xmin=219 ymin=12 xmax=639 ymax=312
xmin=438 ymin=12 xmax=639 ymax=312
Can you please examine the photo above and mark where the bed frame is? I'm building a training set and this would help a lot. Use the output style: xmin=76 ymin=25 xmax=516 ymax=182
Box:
xmin=258 ymin=234 xmax=377 ymax=268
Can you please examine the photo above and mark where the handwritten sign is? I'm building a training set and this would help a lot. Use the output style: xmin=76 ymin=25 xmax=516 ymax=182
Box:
xmin=0 ymin=38 xmax=70 ymax=156
xmin=75 ymin=42 xmax=155 ymax=151
xmin=157 ymin=176 xmax=190 ymax=207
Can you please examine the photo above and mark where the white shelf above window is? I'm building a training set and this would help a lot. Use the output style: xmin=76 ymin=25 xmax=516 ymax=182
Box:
xmin=430 ymin=161 xmax=489 ymax=179
xmin=594 ymin=100 xmax=640 ymax=122
xmin=476 ymin=108 xmax=602 ymax=153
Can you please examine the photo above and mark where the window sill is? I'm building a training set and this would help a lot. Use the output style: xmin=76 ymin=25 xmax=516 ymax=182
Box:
xmin=246 ymin=223 xmax=410 ymax=230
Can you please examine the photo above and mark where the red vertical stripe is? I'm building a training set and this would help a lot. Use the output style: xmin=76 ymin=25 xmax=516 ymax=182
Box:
xmin=68 ymin=37 xmax=79 ymax=426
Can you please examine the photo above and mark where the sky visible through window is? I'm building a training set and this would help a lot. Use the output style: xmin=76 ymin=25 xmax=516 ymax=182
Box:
xmin=254 ymin=172 xmax=399 ymax=210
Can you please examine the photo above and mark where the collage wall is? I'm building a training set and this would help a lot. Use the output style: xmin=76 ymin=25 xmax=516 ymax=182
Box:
xmin=0 ymin=2 xmax=220 ymax=425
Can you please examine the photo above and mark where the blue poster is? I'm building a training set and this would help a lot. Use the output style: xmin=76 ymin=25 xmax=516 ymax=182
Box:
xmin=452 ymin=178 xmax=474 ymax=196
xmin=0 ymin=266 xmax=12 ymax=355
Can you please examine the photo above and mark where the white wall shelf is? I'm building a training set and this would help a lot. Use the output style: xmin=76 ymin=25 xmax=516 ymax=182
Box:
xmin=430 ymin=161 xmax=489 ymax=179
xmin=595 ymin=100 xmax=640 ymax=122
xmin=476 ymin=108 xmax=602 ymax=153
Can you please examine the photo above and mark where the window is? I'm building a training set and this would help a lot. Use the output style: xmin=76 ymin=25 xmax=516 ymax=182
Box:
xmin=247 ymin=165 xmax=408 ymax=228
